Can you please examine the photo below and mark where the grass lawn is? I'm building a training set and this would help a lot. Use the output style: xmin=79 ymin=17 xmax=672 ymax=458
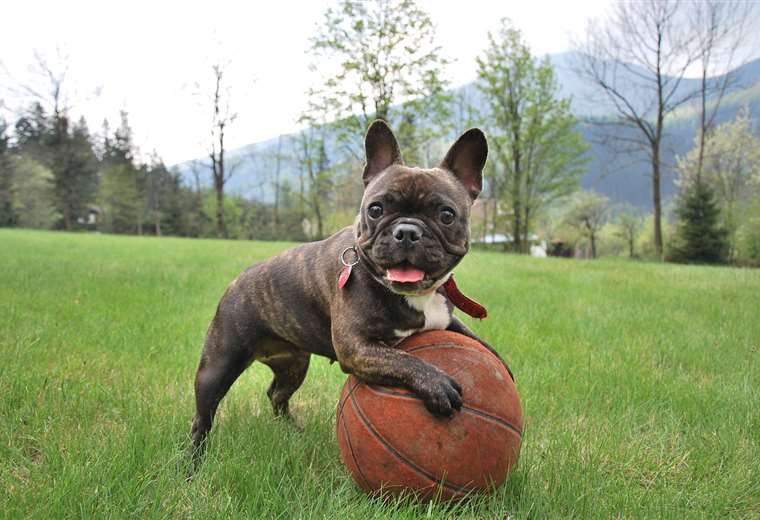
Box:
xmin=1 ymin=229 xmax=759 ymax=519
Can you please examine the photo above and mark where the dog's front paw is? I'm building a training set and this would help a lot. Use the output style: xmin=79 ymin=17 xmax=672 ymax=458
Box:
xmin=415 ymin=369 xmax=463 ymax=417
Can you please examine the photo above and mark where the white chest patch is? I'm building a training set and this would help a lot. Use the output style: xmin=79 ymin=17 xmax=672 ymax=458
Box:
xmin=394 ymin=292 xmax=451 ymax=339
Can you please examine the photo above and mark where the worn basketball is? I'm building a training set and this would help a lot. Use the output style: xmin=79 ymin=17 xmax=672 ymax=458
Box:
xmin=336 ymin=330 xmax=523 ymax=501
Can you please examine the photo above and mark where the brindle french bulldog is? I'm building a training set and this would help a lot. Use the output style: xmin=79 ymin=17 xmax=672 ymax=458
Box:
xmin=190 ymin=120 xmax=511 ymax=460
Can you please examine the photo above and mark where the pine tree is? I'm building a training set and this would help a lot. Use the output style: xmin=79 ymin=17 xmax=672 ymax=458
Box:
xmin=669 ymin=182 xmax=729 ymax=264
xmin=144 ymin=156 xmax=181 ymax=236
xmin=160 ymin=169 xmax=192 ymax=236
xmin=14 ymin=103 xmax=49 ymax=158
xmin=49 ymin=116 xmax=99 ymax=229
xmin=98 ymin=111 xmax=149 ymax=234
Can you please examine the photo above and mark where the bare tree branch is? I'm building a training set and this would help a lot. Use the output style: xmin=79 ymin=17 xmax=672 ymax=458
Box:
xmin=573 ymin=0 xmax=706 ymax=257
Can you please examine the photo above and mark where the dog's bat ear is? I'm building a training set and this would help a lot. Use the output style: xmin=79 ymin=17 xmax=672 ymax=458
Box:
xmin=441 ymin=128 xmax=487 ymax=200
xmin=363 ymin=120 xmax=403 ymax=187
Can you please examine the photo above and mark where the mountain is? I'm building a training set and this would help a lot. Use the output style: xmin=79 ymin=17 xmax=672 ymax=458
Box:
xmin=577 ymin=56 xmax=760 ymax=208
xmin=174 ymin=53 xmax=760 ymax=210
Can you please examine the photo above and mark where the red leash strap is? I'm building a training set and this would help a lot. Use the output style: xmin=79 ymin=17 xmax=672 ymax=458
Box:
xmin=443 ymin=275 xmax=488 ymax=320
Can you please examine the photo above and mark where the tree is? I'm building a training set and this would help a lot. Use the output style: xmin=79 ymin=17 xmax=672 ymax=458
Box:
xmin=12 ymin=51 xmax=98 ymax=229
xmin=737 ymin=199 xmax=760 ymax=263
xmin=98 ymin=162 xmax=140 ymax=234
xmin=669 ymin=181 xmax=728 ymax=264
xmin=102 ymin=110 xmax=136 ymax=166
xmin=477 ymin=19 xmax=589 ymax=253
xmin=10 ymin=156 xmax=59 ymax=229
xmin=574 ymin=1 xmax=703 ymax=258
xmin=204 ymin=62 xmax=239 ymax=238
xmin=142 ymin=155 xmax=191 ymax=237
xmin=689 ymin=0 xmax=756 ymax=183
xmin=186 ymin=160 xmax=209 ymax=237
xmin=49 ymin=116 xmax=98 ymax=230
xmin=564 ymin=191 xmax=610 ymax=259
xmin=0 ymin=117 xmax=14 ymax=226
xmin=308 ymin=0 xmax=451 ymax=161
xmin=15 ymin=49 xmax=71 ymax=120
xmin=9 ymin=101 xmax=99 ymax=231
xmin=160 ymin=167 xmax=195 ymax=237
xmin=677 ymin=107 xmax=760 ymax=257
xmin=614 ymin=208 xmax=644 ymax=258
xmin=14 ymin=103 xmax=49 ymax=160
xmin=272 ymin=178 xmax=309 ymax=241
xmin=99 ymin=111 xmax=147 ymax=234
xmin=291 ymin=123 xmax=333 ymax=240
xmin=144 ymin=156 xmax=166 ymax=236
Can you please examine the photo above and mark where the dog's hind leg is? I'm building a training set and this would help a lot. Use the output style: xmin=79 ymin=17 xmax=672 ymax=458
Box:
xmin=258 ymin=340 xmax=311 ymax=420
xmin=190 ymin=315 xmax=255 ymax=462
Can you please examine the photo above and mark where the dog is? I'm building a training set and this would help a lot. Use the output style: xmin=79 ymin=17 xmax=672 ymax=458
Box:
xmin=190 ymin=120 xmax=511 ymax=460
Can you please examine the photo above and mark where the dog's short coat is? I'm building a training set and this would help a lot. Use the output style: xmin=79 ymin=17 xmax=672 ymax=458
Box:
xmin=190 ymin=120 xmax=509 ymax=460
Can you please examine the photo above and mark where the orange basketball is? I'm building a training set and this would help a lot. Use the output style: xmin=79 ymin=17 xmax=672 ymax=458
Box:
xmin=336 ymin=330 xmax=523 ymax=501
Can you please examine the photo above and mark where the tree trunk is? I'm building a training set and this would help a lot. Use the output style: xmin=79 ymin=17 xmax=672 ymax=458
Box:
xmin=136 ymin=191 xmax=143 ymax=235
xmin=62 ymin=208 xmax=71 ymax=231
xmin=652 ymin=146 xmax=663 ymax=257
xmin=653 ymin=33 xmax=665 ymax=258
xmin=492 ymin=199 xmax=498 ymax=245
xmin=213 ymin=129 xmax=228 ymax=238
xmin=590 ymin=232 xmax=597 ymax=259
xmin=482 ymin=198 xmax=488 ymax=244
xmin=696 ymin=67 xmax=708 ymax=185
xmin=192 ymin=169 xmax=203 ymax=237
xmin=511 ymin=183 xmax=522 ymax=253
xmin=511 ymin=151 xmax=522 ymax=253
xmin=215 ymin=184 xmax=225 ymax=238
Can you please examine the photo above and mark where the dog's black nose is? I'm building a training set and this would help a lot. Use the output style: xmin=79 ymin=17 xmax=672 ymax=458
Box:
xmin=392 ymin=223 xmax=423 ymax=244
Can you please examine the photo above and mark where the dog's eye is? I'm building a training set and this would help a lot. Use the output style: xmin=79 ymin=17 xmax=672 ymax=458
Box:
xmin=367 ymin=203 xmax=383 ymax=219
xmin=440 ymin=207 xmax=456 ymax=225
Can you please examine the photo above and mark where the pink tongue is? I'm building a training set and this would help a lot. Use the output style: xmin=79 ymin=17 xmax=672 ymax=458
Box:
xmin=386 ymin=267 xmax=425 ymax=283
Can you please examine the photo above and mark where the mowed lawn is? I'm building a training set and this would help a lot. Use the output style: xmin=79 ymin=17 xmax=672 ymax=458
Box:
xmin=1 ymin=229 xmax=758 ymax=519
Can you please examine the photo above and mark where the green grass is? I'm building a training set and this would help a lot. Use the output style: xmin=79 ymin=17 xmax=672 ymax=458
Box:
xmin=1 ymin=229 xmax=759 ymax=519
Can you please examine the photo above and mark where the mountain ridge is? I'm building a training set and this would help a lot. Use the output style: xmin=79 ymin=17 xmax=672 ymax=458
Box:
xmin=174 ymin=52 xmax=760 ymax=210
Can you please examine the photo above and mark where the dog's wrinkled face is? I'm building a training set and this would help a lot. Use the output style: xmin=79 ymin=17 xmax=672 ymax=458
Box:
xmin=355 ymin=121 xmax=488 ymax=295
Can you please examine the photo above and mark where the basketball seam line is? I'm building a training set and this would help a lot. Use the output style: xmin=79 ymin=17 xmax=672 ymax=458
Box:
xmin=404 ymin=342 xmax=512 ymax=380
xmin=365 ymin=385 xmax=523 ymax=438
xmin=339 ymin=411 xmax=373 ymax=491
xmin=336 ymin=380 xmax=353 ymax=419
xmin=341 ymin=379 xmax=374 ymax=489
xmin=347 ymin=378 xmax=474 ymax=495
xmin=338 ymin=379 xmax=375 ymax=489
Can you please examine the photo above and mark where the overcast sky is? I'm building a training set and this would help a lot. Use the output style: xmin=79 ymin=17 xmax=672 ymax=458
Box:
xmin=1 ymin=0 xmax=613 ymax=164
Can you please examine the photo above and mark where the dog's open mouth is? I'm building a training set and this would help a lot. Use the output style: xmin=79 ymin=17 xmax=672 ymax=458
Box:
xmin=385 ymin=262 xmax=426 ymax=284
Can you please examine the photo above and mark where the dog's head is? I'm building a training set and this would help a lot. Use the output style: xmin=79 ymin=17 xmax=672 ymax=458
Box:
xmin=354 ymin=120 xmax=487 ymax=295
